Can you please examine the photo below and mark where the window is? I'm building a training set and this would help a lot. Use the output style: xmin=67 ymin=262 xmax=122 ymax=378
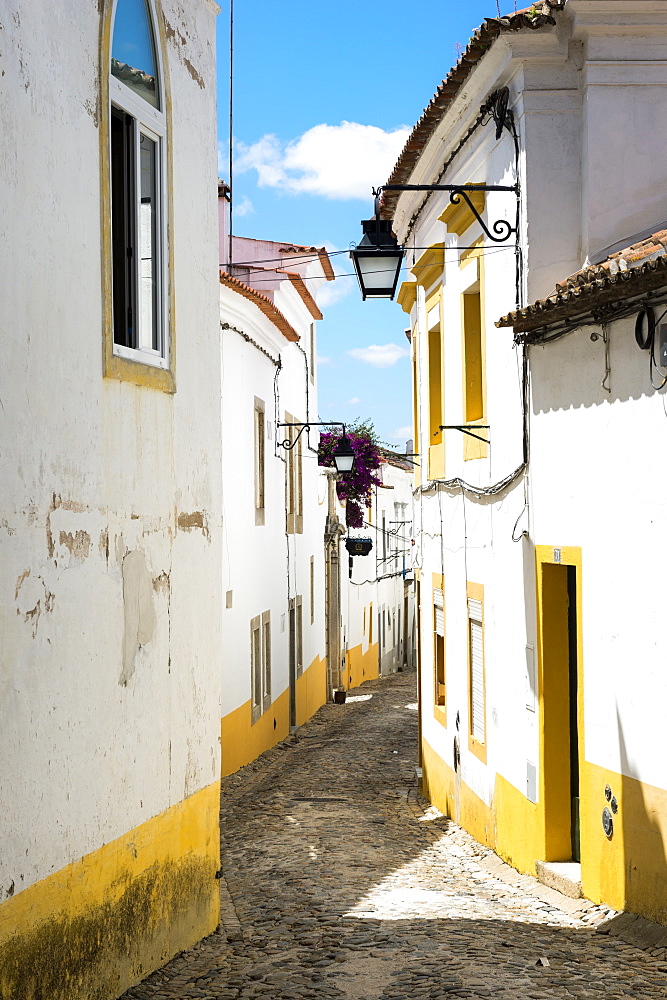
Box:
xmin=289 ymin=596 xmax=303 ymax=677
xmin=467 ymin=583 xmax=486 ymax=756
xmin=109 ymin=0 xmax=167 ymax=368
xmin=463 ymin=290 xmax=483 ymax=422
xmin=250 ymin=610 xmax=271 ymax=724
xmin=254 ymin=398 xmax=265 ymax=525
xmin=460 ymin=247 xmax=487 ymax=460
xmin=310 ymin=556 xmax=315 ymax=625
xmin=428 ymin=315 xmax=443 ymax=444
xmin=285 ymin=411 xmax=303 ymax=533
xmin=434 ymin=586 xmax=445 ymax=706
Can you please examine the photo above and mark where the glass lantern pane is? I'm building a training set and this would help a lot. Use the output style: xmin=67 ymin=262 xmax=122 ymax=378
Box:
xmin=111 ymin=0 xmax=159 ymax=108
xmin=139 ymin=132 xmax=159 ymax=351
xmin=356 ymin=252 xmax=402 ymax=294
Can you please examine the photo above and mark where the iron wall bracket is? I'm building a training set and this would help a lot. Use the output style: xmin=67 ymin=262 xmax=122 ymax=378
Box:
xmin=277 ymin=420 xmax=345 ymax=451
xmin=439 ymin=424 xmax=490 ymax=445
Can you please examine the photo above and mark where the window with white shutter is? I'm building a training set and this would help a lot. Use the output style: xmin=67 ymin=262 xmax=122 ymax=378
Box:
xmin=434 ymin=585 xmax=445 ymax=707
xmin=468 ymin=596 xmax=485 ymax=744
xmin=251 ymin=610 xmax=272 ymax=723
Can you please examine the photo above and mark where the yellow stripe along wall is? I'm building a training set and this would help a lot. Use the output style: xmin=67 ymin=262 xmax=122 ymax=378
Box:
xmin=0 ymin=781 xmax=220 ymax=1000
xmin=422 ymin=739 xmax=667 ymax=924
xmin=421 ymin=546 xmax=667 ymax=925
xmin=345 ymin=641 xmax=379 ymax=691
xmin=221 ymin=655 xmax=327 ymax=776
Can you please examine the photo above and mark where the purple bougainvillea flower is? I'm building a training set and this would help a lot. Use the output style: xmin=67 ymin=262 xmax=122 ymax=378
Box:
xmin=318 ymin=427 xmax=383 ymax=528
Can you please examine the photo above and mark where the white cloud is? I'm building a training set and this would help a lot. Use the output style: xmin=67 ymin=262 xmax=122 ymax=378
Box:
xmin=234 ymin=121 xmax=410 ymax=201
xmin=316 ymin=275 xmax=353 ymax=310
xmin=389 ymin=425 xmax=413 ymax=441
xmin=317 ymin=355 xmax=332 ymax=366
xmin=348 ymin=343 xmax=410 ymax=368
xmin=233 ymin=195 xmax=255 ymax=218
xmin=345 ymin=397 xmax=361 ymax=406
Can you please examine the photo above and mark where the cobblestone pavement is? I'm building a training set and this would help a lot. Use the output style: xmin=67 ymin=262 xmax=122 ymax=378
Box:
xmin=122 ymin=672 xmax=667 ymax=999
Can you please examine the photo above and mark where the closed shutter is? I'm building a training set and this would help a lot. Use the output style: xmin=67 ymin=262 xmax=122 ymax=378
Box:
xmin=468 ymin=598 xmax=484 ymax=742
xmin=261 ymin=611 xmax=271 ymax=711
xmin=434 ymin=587 xmax=444 ymax=637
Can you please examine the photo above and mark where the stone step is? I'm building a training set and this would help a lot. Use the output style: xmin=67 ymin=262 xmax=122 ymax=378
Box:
xmin=535 ymin=859 xmax=582 ymax=898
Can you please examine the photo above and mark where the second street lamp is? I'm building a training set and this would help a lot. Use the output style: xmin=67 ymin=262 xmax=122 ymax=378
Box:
xmin=332 ymin=432 xmax=355 ymax=474
xmin=278 ymin=421 xmax=356 ymax=475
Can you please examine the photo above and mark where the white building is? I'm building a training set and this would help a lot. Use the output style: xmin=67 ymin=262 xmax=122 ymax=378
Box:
xmin=0 ymin=1 xmax=222 ymax=997
xmin=385 ymin=0 xmax=667 ymax=923
xmin=218 ymin=192 xmax=336 ymax=773
xmin=498 ymin=230 xmax=667 ymax=925
xmin=326 ymin=451 xmax=416 ymax=693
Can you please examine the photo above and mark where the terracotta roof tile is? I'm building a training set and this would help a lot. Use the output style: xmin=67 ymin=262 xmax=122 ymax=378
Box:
xmin=497 ymin=229 xmax=667 ymax=335
xmin=219 ymin=271 xmax=300 ymax=343
xmin=382 ymin=2 xmax=566 ymax=219
xmin=274 ymin=269 xmax=323 ymax=321
xmin=279 ymin=245 xmax=335 ymax=282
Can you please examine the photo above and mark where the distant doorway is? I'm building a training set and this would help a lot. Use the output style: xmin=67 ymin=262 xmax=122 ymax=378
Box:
xmin=540 ymin=558 xmax=581 ymax=862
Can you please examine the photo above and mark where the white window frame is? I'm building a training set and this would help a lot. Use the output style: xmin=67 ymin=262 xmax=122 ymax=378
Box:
xmin=109 ymin=0 xmax=168 ymax=369
xmin=251 ymin=610 xmax=271 ymax=724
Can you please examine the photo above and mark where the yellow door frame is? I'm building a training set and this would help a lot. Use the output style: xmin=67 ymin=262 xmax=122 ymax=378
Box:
xmin=535 ymin=545 xmax=584 ymax=862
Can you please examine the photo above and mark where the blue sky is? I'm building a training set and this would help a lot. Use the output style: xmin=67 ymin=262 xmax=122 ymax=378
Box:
xmin=216 ymin=1 xmax=500 ymax=446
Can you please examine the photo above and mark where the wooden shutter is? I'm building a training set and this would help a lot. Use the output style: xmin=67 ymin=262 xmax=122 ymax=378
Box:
xmin=468 ymin=597 xmax=484 ymax=742
xmin=251 ymin=615 xmax=262 ymax=723
xmin=261 ymin=610 xmax=271 ymax=711
xmin=433 ymin=587 xmax=444 ymax=637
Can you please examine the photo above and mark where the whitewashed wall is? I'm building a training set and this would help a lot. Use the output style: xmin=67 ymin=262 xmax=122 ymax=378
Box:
xmin=340 ymin=460 xmax=415 ymax=681
xmin=219 ymin=283 xmax=327 ymax=722
xmin=529 ymin=316 xmax=667 ymax=792
xmin=0 ymin=0 xmax=221 ymax=898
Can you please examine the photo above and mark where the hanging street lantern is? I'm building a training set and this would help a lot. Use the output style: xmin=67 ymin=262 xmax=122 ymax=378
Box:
xmin=332 ymin=432 xmax=355 ymax=474
xmin=350 ymin=216 xmax=405 ymax=301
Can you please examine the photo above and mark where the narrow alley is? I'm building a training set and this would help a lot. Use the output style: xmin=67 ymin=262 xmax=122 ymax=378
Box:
xmin=122 ymin=673 xmax=667 ymax=1000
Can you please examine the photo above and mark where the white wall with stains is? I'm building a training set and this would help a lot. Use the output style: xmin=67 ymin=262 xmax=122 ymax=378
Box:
xmin=218 ymin=249 xmax=329 ymax=744
xmin=0 ymin=0 xmax=222 ymax=899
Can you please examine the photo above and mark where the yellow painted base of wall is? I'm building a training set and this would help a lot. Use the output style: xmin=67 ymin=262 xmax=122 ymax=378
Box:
xmin=221 ymin=656 xmax=327 ymax=776
xmin=580 ymin=760 xmax=667 ymax=924
xmin=221 ymin=688 xmax=290 ymax=777
xmin=345 ymin=641 xmax=379 ymax=690
xmin=0 ymin=782 xmax=220 ymax=1000
xmin=421 ymin=738 xmax=494 ymax=849
xmin=422 ymin=732 xmax=667 ymax=927
xmin=296 ymin=656 xmax=327 ymax=727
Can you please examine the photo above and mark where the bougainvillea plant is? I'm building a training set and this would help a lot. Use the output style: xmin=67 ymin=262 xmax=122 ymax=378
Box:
xmin=318 ymin=419 xmax=383 ymax=528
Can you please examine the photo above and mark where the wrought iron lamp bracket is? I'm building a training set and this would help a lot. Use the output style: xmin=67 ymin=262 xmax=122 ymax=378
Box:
xmin=376 ymin=183 xmax=518 ymax=244
xmin=277 ymin=421 xmax=345 ymax=451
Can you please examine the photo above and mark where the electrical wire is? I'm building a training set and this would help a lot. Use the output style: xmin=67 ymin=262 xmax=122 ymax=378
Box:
xmin=221 ymin=243 xmax=515 ymax=274
xmin=220 ymin=321 xmax=281 ymax=366
xmin=635 ymin=304 xmax=667 ymax=390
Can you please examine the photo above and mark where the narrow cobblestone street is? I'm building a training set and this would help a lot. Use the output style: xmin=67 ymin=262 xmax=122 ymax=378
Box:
xmin=123 ymin=673 xmax=667 ymax=999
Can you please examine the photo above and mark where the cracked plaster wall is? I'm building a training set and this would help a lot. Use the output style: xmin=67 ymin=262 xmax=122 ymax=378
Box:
xmin=0 ymin=0 xmax=222 ymax=903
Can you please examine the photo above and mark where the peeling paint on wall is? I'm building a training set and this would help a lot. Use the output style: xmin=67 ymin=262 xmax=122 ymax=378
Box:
xmin=99 ymin=528 xmax=109 ymax=562
xmin=177 ymin=511 xmax=209 ymax=539
xmin=15 ymin=571 xmax=54 ymax=637
xmin=120 ymin=550 xmax=156 ymax=686
xmin=58 ymin=529 xmax=91 ymax=561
